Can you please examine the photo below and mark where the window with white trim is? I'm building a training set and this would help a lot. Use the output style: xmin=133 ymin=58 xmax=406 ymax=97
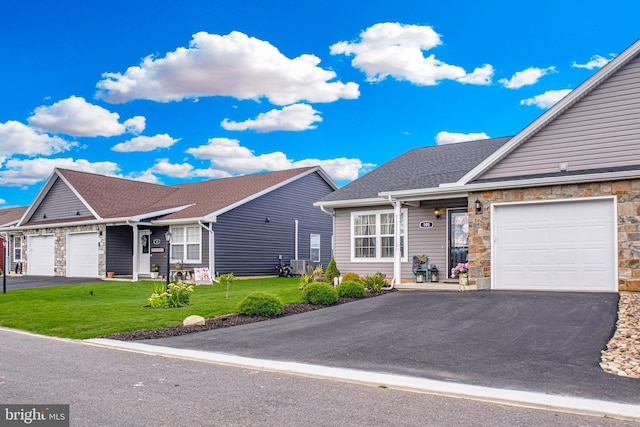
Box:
xmin=310 ymin=234 xmax=320 ymax=262
xmin=13 ymin=236 xmax=23 ymax=262
xmin=170 ymin=226 xmax=201 ymax=263
xmin=351 ymin=209 xmax=407 ymax=261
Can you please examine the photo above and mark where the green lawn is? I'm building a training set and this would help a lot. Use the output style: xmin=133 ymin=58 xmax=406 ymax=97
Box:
xmin=0 ymin=277 xmax=303 ymax=339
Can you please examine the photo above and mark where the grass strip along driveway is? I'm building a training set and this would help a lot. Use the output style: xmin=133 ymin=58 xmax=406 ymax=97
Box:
xmin=0 ymin=277 xmax=303 ymax=339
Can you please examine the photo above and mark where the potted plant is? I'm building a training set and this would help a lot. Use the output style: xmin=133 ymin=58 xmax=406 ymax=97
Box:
xmin=451 ymin=263 xmax=469 ymax=286
xmin=150 ymin=264 xmax=159 ymax=279
xmin=312 ymin=266 xmax=324 ymax=281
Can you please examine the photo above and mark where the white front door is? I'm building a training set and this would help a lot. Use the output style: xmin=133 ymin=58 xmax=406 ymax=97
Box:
xmin=493 ymin=198 xmax=617 ymax=291
xmin=138 ymin=232 xmax=151 ymax=274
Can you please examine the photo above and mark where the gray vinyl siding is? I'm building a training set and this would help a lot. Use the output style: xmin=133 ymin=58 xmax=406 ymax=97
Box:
xmin=106 ymin=225 xmax=133 ymax=275
xmin=480 ymin=54 xmax=640 ymax=180
xmin=214 ymin=172 xmax=334 ymax=276
xmin=28 ymin=177 xmax=93 ymax=223
xmin=334 ymin=199 xmax=466 ymax=280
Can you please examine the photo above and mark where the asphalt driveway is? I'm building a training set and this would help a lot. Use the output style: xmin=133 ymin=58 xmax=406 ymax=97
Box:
xmin=0 ymin=275 xmax=101 ymax=290
xmin=143 ymin=291 xmax=640 ymax=404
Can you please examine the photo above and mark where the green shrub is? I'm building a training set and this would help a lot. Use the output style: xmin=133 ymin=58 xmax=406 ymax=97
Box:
xmin=148 ymin=282 xmax=194 ymax=308
xmin=362 ymin=272 xmax=387 ymax=292
xmin=238 ymin=292 xmax=284 ymax=316
xmin=336 ymin=280 xmax=366 ymax=298
xmin=303 ymin=282 xmax=338 ymax=305
xmin=324 ymin=257 xmax=340 ymax=284
xmin=341 ymin=272 xmax=362 ymax=283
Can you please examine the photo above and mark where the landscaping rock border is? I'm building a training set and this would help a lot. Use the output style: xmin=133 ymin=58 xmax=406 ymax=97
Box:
xmin=600 ymin=292 xmax=640 ymax=379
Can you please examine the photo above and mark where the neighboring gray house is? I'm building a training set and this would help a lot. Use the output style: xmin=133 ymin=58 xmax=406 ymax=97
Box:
xmin=0 ymin=206 xmax=27 ymax=274
xmin=316 ymin=38 xmax=640 ymax=293
xmin=0 ymin=166 xmax=336 ymax=280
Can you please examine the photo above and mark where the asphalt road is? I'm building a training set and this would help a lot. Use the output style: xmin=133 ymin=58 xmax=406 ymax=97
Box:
xmin=143 ymin=291 xmax=640 ymax=404
xmin=0 ymin=275 xmax=99 ymax=290
xmin=1 ymin=328 xmax=636 ymax=427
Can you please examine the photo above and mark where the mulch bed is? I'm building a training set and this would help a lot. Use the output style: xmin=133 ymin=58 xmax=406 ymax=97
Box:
xmin=103 ymin=290 xmax=393 ymax=341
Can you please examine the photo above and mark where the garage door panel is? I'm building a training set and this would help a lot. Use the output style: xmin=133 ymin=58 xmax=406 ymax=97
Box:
xmin=494 ymin=199 xmax=616 ymax=292
xmin=68 ymin=233 xmax=98 ymax=277
xmin=28 ymin=235 xmax=54 ymax=276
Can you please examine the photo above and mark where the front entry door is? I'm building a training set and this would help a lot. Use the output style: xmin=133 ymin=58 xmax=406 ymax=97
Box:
xmin=448 ymin=209 xmax=469 ymax=278
xmin=138 ymin=232 xmax=151 ymax=274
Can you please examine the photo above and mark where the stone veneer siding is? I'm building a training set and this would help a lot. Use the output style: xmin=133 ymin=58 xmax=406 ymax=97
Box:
xmin=468 ymin=179 xmax=640 ymax=292
xmin=23 ymin=224 xmax=106 ymax=277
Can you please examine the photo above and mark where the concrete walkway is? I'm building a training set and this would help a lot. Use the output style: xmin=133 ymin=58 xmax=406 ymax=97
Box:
xmin=88 ymin=291 xmax=640 ymax=420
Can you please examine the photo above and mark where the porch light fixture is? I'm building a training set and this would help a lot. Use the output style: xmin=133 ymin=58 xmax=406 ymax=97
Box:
xmin=475 ymin=199 xmax=483 ymax=214
xmin=164 ymin=230 xmax=172 ymax=289
xmin=434 ymin=208 xmax=441 ymax=219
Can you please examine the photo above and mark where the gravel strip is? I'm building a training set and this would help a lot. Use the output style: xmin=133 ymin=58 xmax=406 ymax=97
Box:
xmin=600 ymin=292 xmax=640 ymax=378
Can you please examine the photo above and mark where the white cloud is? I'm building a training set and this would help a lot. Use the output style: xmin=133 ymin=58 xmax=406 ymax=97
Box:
xmin=572 ymin=54 xmax=615 ymax=70
xmin=148 ymin=159 xmax=196 ymax=178
xmin=498 ymin=67 xmax=556 ymax=89
xmin=436 ymin=131 xmax=490 ymax=145
xmin=0 ymin=157 xmax=119 ymax=186
xmin=96 ymin=31 xmax=359 ymax=106
xmin=185 ymin=137 xmax=368 ymax=181
xmin=27 ymin=96 xmax=145 ymax=137
xmin=221 ymin=104 xmax=322 ymax=132
xmin=124 ymin=116 xmax=146 ymax=134
xmin=0 ymin=120 xmax=75 ymax=158
xmin=111 ymin=134 xmax=180 ymax=152
xmin=330 ymin=22 xmax=493 ymax=86
xmin=520 ymin=89 xmax=572 ymax=109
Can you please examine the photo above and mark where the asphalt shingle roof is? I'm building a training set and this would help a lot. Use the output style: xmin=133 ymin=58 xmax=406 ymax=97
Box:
xmin=320 ymin=137 xmax=512 ymax=202
xmin=0 ymin=206 xmax=27 ymax=227
xmin=57 ymin=167 xmax=318 ymax=220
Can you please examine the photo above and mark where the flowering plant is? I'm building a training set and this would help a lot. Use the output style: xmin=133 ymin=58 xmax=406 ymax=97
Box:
xmin=451 ymin=262 xmax=469 ymax=278
xmin=148 ymin=281 xmax=194 ymax=308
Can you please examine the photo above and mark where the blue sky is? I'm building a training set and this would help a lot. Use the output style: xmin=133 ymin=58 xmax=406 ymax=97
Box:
xmin=1 ymin=0 xmax=639 ymax=208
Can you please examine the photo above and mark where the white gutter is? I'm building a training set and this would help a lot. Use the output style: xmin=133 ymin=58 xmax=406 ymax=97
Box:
xmin=319 ymin=205 xmax=334 ymax=217
xmin=381 ymin=169 xmax=640 ymax=201
xmin=198 ymin=221 xmax=218 ymax=282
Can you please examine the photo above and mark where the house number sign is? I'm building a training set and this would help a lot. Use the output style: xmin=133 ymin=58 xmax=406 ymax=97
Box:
xmin=152 ymin=238 xmax=162 ymax=245
xmin=419 ymin=221 xmax=434 ymax=229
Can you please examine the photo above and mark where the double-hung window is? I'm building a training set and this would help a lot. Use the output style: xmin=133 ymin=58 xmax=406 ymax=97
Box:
xmin=170 ymin=226 xmax=201 ymax=263
xmin=310 ymin=234 xmax=320 ymax=262
xmin=13 ymin=236 xmax=23 ymax=262
xmin=351 ymin=209 xmax=407 ymax=262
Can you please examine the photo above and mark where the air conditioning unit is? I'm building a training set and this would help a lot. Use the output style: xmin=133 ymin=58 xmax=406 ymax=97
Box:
xmin=290 ymin=259 xmax=307 ymax=275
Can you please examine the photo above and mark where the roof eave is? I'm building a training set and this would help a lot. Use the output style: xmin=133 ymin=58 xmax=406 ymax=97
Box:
xmin=314 ymin=197 xmax=394 ymax=209
xmin=456 ymin=38 xmax=640 ymax=185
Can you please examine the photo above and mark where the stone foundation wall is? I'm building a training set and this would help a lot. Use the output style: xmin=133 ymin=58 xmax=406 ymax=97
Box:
xmin=468 ymin=179 xmax=640 ymax=291
xmin=23 ymin=225 xmax=106 ymax=277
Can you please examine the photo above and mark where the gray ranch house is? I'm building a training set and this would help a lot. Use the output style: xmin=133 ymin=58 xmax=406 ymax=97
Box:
xmin=316 ymin=38 xmax=640 ymax=293
xmin=0 ymin=166 xmax=336 ymax=280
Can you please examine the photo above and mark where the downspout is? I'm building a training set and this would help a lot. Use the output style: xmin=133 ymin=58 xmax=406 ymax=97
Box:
xmin=127 ymin=221 xmax=139 ymax=282
xmin=384 ymin=195 xmax=401 ymax=290
xmin=319 ymin=205 xmax=335 ymax=258
xmin=294 ymin=220 xmax=299 ymax=260
xmin=198 ymin=221 xmax=218 ymax=282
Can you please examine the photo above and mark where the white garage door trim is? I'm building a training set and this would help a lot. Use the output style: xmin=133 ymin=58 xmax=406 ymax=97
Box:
xmin=67 ymin=232 xmax=99 ymax=277
xmin=28 ymin=235 xmax=55 ymax=276
xmin=491 ymin=197 xmax=617 ymax=292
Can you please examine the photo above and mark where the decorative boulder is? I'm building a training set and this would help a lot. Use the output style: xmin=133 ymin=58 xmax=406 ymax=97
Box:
xmin=183 ymin=315 xmax=205 ymax=326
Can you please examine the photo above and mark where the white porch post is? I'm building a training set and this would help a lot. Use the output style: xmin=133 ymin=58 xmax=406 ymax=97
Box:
xmin=131 ymin=223 xmax=139 ymax=281
xmin=392 ymin=197 xmax=401 ymax=287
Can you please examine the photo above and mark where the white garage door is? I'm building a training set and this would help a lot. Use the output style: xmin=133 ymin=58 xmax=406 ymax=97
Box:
xmin=68 ymin=232 xmax=99 ymax=277
xmin=493 ymin=198 xmax=616 ymax=291
xmin=28 ymin=235 xmax=55 ymax=276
